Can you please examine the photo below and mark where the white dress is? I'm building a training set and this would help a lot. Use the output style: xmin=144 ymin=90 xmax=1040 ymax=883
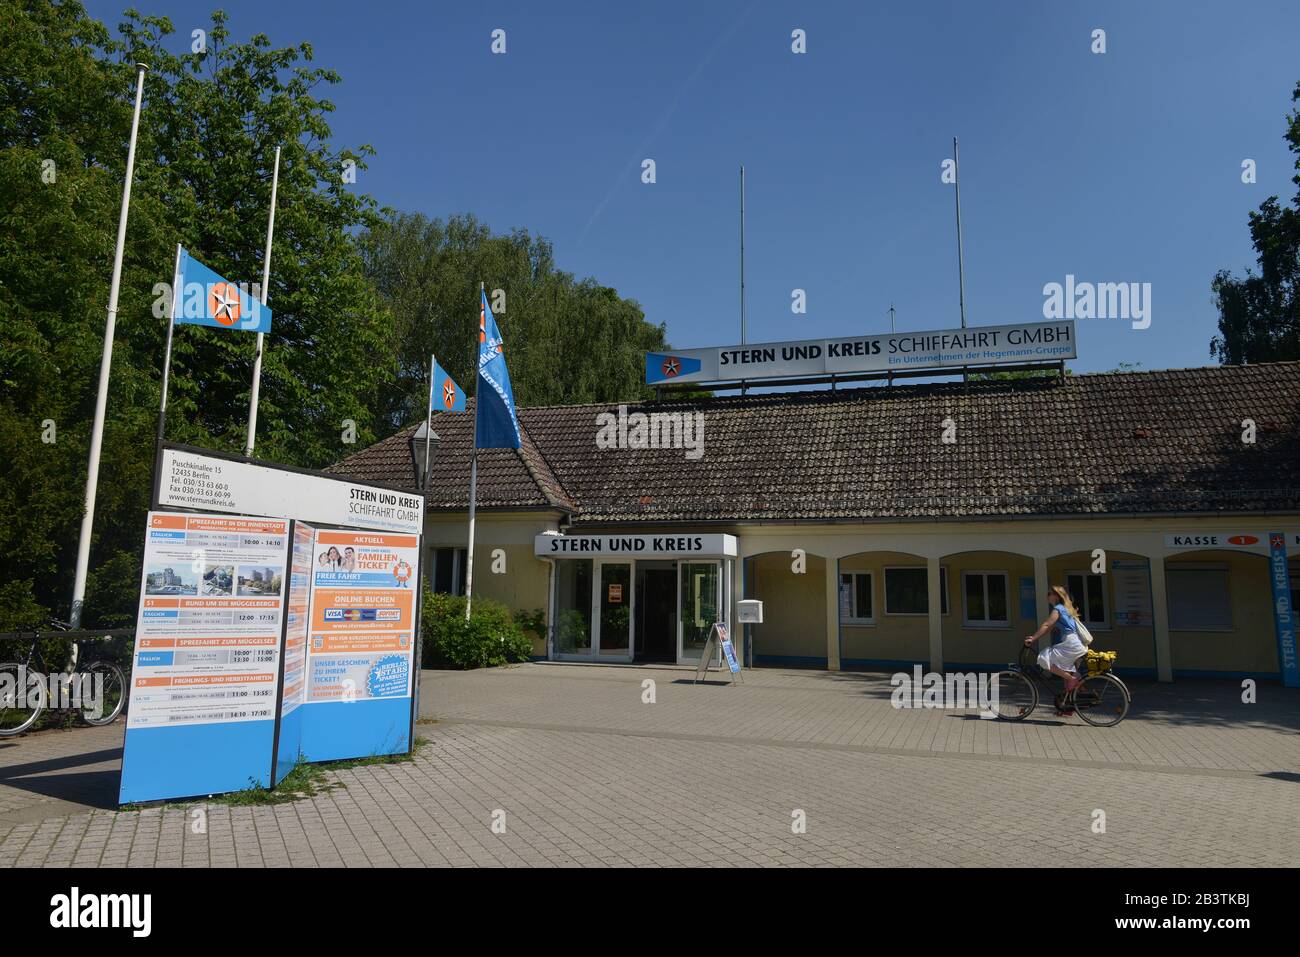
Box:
xmin=1037 ymin=605 xmax=1086 ymax=674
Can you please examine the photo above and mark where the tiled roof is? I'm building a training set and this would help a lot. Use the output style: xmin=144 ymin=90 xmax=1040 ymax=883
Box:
xmin=329 ymin=362 xmax=1300 ymax=523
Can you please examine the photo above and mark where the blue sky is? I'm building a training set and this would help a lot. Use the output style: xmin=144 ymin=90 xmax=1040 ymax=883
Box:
xmin=88 ymin=0 xmax=1300 ymax=376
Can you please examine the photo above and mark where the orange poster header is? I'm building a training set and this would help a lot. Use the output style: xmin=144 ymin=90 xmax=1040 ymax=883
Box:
xmin=316 ymin=531 xmax=418 ymax=549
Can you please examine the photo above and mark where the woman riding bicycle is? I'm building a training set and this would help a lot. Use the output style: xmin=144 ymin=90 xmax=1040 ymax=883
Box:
xmin=1024 ymin=585 xmax=1087 ymax=715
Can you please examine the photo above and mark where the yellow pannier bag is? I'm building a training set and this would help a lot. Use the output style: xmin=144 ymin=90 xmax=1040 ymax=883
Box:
xmin=1084 ymin=649 xmax=1117 ymax=676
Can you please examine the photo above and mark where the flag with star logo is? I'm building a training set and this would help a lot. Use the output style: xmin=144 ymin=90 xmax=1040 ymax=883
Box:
xmin=475 ymin=288 xmax=521 ymax=448
xmin=432 ymin=358 xmax=466 ymax=412
xmin=174 ymin=247 xmax=273 ymax=334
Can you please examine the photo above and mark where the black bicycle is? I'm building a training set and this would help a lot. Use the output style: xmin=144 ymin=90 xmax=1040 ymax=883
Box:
xmin=990 ymin=643 xmax=1130 ymax=727
xmin=0 ymin=621 xmax=127 ymax=736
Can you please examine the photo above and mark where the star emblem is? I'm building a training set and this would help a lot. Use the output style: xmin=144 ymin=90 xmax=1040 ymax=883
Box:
xmin=662 ymin=356 xmax=680 ymax=377
xmin=443 ymin=380 xmax=457 ymax=409
xmin=208 ymin=282 xmax=241 ymax=326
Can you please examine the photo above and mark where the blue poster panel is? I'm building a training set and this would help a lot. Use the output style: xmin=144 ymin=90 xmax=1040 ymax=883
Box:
xmin=119 ymin=512 xmax=291 ymax=803
xmin=1268 ymin=532 xmax=1298 ymax=687
xmin=298 ymin=529 xmax=420 ymax=762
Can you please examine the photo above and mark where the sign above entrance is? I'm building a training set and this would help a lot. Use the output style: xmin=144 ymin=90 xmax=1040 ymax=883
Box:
xmin=645 ymin=320 xmax=1077 ymax=385
xmin=535 ymin=533 xmax=738 ymax=559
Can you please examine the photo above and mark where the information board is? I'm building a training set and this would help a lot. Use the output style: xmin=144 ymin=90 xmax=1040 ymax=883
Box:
xmin=119 ymin=512 xmax=291 ymax=803
xmin=1111 ymin=559 xmax=1153 ymax=628
xmin=299 ymin=529 xmax=421 ymax=762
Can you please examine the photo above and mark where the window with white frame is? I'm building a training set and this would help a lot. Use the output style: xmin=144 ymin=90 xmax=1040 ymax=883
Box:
xmin=962 ymin=571 xmax=1009 ymax=626
xmin=883 ymin=566 xmax=947 ymax=615
xmin=839 ymin=571 xmax=874 ymax=623
xmin=1065 ymin=571 xmax=1108 ymax=627
xmin=1167 ymin=564 xmax=1232 ymax=631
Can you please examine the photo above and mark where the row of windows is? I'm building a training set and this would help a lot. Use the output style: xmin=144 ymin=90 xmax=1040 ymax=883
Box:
xmin=840 ymin=565 xmax=1243 ymax=632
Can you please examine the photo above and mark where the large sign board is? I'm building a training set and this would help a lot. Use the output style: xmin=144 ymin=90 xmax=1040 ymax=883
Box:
xmin=119 ymin=512 xmax=291 ymax=803
xmin=299 ymin=529 xmax=421 ymax=762
xmin=535 ymin=533 xmax=738 ymax=558
xmin=645 ymin=320 xmax=1076 ymax=385
xmin=158 ymin=446 xmax=424 ymax=534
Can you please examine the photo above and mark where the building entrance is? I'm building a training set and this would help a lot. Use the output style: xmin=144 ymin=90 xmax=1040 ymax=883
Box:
xmin=635 ymin=561 xmax=677 ymax=662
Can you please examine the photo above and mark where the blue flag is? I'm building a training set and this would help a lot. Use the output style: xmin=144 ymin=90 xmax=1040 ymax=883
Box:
xmin=475 ymin=289 xmax=521 ymax=448
xmin=174 ymin=247 xmax=272 ymax=334
xmin=432 ymin=358 xmax=466 ymax=412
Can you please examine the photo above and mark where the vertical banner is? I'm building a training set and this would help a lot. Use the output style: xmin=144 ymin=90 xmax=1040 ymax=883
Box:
xmin=272 ymin=521 xmax=315 ymax=783
xmin=299 ymin=530 xmax=420 ymax=762
xmin=119 ymin=512 xmax=290 ymax=803
xmin=1267 ymin=533 xmax=1298 ymax=687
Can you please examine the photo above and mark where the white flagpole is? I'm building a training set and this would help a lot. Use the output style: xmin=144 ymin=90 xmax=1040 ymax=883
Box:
xmin=423 ymin=354 xmax=436 ymax=492
xmin=245 ymin=144 xmax=281 ymax=457
xmin=69 ymin=62 xmax=148 ymax=630
xmin=464 ymin=284 xmax=483 ymax=622
xmin=155 ymin=244 xmax=183 ymax=450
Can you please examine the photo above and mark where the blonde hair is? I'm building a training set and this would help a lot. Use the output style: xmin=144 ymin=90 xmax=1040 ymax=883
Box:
xmin=1048 ymin=585 xmax=1081 ymax=621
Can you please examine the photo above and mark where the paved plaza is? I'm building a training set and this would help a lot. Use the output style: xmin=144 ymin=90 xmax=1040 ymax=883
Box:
xmin=1 ymin=664 xmax=1297 ymax=866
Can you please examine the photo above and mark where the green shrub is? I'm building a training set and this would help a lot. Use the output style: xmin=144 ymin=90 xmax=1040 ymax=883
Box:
xmin=421 ymin=591 xmax=533 ymax=670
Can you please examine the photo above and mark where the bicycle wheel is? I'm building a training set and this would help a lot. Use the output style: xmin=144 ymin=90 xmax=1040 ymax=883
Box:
xmin=77 ymin=662 xmax=126 ymax=726
xmin=0 ymin=662 xmax=45 ymax=736
xmin=989 ymin=670 xmax=1038 ymax=720
xmin=1074 ymin=672 xmax=1129 ymax=727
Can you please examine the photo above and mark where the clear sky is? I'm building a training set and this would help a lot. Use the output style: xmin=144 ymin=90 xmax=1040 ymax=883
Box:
xmin=87 ymin=0 xmax=1300 ymax=376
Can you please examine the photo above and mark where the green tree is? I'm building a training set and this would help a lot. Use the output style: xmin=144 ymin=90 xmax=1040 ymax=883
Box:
xmin=1210 ymin=81 xmax=1300 ymax=364
xmin=0 ymin=2 xmax=392 ymax=628
xmin=357 ymin=211 xmax=669 ymax=431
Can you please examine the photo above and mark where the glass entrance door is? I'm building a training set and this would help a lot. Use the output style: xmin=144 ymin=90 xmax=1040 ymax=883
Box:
xmin=678 ymin=561 xmax=721 ymax=663
xmin=595 ymin=561 xmax=632 ymax=661
xmin=554 ymin=559 xmax=594 ymax=657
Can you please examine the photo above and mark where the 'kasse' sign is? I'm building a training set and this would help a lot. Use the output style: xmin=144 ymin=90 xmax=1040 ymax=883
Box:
xmin=645 ymin=320 xmax=1077 ymax=385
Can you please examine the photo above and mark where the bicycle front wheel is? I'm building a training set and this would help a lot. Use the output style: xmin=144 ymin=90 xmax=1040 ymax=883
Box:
xmin=989 ymin=670 xmax=1038 ymax=721
xmin=1074 ymin=672 xmax=1130 ymax=727
xmin=0 ymin=662 xmax=45 ymax=736
xmin=78 ymin=662 xmax=126 ymax=726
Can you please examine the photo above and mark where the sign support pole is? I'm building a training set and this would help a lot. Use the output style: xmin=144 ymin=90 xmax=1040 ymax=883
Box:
xmin=69 ymin=63 xmax=148 ymax=629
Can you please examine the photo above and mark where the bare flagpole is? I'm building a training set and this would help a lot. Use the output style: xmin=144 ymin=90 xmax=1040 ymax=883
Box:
xmin=464 ymin=283 xmax=483 ymax=621
xmin=954 ymin=136 xmax=969 ymax=384
xmin=245 ymin=144 xmax=281 ymax=457
xmin=954 ymin=137 xmax=967 ymax=330
xmin=740 ymin=164 xmax=747 ymax=396
xmin=69 ymin=62 xmax=148 ymax=629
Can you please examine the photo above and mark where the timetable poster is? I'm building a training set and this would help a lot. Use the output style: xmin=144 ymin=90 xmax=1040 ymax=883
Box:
xmin=118 ymin=511 xmax=291 ymax=803
xmin=273 ymin=521 xmax=316 ymax=783
xmin=300 ymin=529 xmax=419 ymax=762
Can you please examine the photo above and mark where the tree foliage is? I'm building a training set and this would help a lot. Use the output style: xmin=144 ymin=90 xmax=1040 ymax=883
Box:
xmin=1211 ymin=81 xmax=1300 ymax=364
xmin=0 ymin=2 xmax=678 ymax=631
xmin=357 ymin=211 xmax=668 ymax=433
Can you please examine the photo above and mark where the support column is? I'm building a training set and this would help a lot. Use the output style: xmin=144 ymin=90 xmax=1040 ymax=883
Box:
xmin=826 ymin=557 xmax=841 ymax=671
xmin=927 ymin=556 xmax=943 ymax=671
xmin=1149 ymin=552 xmax=1174 ymax=682
xmin=1033 ymin=554 xmax=1050 ymax=628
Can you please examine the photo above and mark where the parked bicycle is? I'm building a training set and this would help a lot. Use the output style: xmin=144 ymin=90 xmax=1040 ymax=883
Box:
xmin=990 ymin=643 xmax=1130 ymax=727
xmin=0 ymin=620 xmax=127 ymax=736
